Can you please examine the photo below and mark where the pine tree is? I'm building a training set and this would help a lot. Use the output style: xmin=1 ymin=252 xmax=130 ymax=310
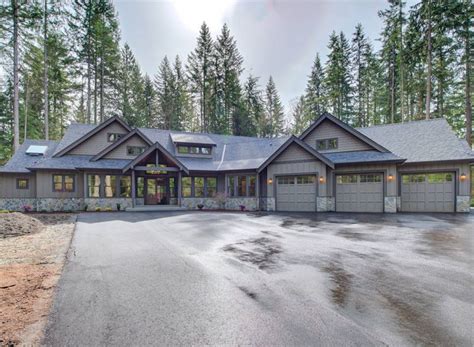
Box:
xmin=173 ymin=55 xmax=194 ymax=132
xmin=351 ymin=24 xmax=370 ymax=126
xmin=213 ymin=23 xmax=244 ymax=134
xmin=262 ymin=76 xmax=285 ymax=137
xmin=187 ymin=22 xmax=214 ymax=132
xmin=143 ymin=74 xmax=156 ymax=128
xmin=291 ymin=96 xmax=308 ymax=135
xmin=304 ymin=53 xmax=325 ymax=121
xmin=155 ymin=56 xmax=175 ymax=129
xmin=242 ymin=75 xmax=263 ymax=137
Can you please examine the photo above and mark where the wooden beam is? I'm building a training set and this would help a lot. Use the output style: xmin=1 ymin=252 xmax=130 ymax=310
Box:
xmin=177 ymin=171 xmax=182 ymax=207
xmin=133 ymin=166 xmax=179 ymax=172
xmin=131 ymin=170 xmax=136 ymax=207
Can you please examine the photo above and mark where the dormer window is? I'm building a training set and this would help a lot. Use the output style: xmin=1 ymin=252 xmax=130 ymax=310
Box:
xmin=107 ymin=133 xmax=124 ymax=142
xmin=317 ymin=138 xmax=338 ymax=150
xmin=177 ymin=145 xmax=212 ymax=155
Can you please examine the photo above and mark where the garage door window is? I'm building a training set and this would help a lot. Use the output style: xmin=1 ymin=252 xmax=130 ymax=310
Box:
xmin=278 ymin=176 xmax=294 ymax=185
xmin=337 ymin=175 xmax=357 ymax=184
xmin=427 ymin=173 xmax=453 ymax=183
xmin=297 ymin=176 xmax=315 ymax=184
xmin=360 ymin=174 xmax=382 ymax=183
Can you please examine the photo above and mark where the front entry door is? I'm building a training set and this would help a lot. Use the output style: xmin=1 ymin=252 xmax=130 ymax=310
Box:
xmin=145 ymin=178 xmax=168 ymax=205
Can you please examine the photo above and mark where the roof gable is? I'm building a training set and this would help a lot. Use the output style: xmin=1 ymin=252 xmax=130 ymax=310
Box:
xmin=122 ymin=142 xmax=189 ymax=174
xmin=300 ymin=112 xmax=389 ymax=153
xmin=91 ymin=129 xmax=153 ymax=161
xmin=257 ymin=136 xmax=334 ymax=173
xmin=54 ymin=116 xmax=131 ymax=157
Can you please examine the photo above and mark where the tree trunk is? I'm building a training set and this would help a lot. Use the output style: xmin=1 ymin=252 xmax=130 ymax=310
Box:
xmin=465 ymin=12 xmax=472 ymax=147
xmin=425 ymin=0 xmax=432 ymax=120
xmin=100 ymin=55 xmax=105 ymax=122
xmin=12 ymin=0 xmax=20 ymax=152
xmin=399 ymin=0 xmax=405 ymax=122
xmin=390 ymin=59 xmax=395 ymax=123
xmin=24 ymin=77 xmax=29 ymax=141
xmin=43 ymin=0 xmax=49 ymax=140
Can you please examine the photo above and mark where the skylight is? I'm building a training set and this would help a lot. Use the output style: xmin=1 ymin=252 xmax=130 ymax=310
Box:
xmin=26 ymin=145 xmax=48 ymax=156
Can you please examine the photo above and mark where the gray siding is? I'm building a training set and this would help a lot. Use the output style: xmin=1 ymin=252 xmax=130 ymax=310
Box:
xmin=274 ymin=143 xmax=315 ymax=162
xmin=0 ymin=173 xmax=36 ymax=198
xmin=398 ymin=162 xmax=471 ymax=196
xmin=104 ymin=135 xmax=149 ymax=159
xmin=267 ymin=160 xmax=326 ymax=197
xmin=36 ymin=171 xmax=84 ymax=198
xmin=303 ymin=119 xmax=372 ymax=153
xmin=69 ymin=122 xmax=128 ymax=155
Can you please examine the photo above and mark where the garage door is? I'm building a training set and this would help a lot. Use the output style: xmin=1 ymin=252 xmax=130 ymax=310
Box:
xmin=336 ymin=173 xmax=384 ymax=212
xmin=401 ymin=173 xmax=455 ymax=212
xmin=276 ymin=175 xmax=317 ymax=211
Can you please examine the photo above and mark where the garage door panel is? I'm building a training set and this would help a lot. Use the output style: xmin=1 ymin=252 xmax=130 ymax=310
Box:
xmin=336 ymin=174 xmax=383 ymax=213
xmin=276 ymin=175 xmax=317 ymax=212
xmin=401 ymin=173 xmax=454 ymax=212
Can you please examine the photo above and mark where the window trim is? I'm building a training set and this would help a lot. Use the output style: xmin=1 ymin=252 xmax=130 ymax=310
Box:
xmin=126 ymin=145 xmax=146 ymax=156
xmin=181 ymin=176 xmax=218 ymax=198
xmin=316 ymin=138 xmax=338 ymax=150
xmin=16 ymin=178 xmax=29 ymax=190
xmin=227 ymin=174 xmax=257 ymax=198
xmin=52 ymin=174 xmax=75 ymax=193
xmin=175 ymin=145 xmax=213 ymax=156
xmin=107 ymin=132 xmax=124 ymax=143
xmin=87 ymin=174 xmax=131 ymax=198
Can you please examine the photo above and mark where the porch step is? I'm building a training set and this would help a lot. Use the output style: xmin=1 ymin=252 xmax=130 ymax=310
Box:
xmin=125 ymin=205 xmax=188 ymax=212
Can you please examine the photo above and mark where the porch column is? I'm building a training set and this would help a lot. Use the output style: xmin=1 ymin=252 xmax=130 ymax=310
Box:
xmin=177 ymin=171 xmax=182 ymax=207
xmin=256 ymin=172 xmax=260 ymax=211
xmin=131 ymin=170 xmax=136 ymax=207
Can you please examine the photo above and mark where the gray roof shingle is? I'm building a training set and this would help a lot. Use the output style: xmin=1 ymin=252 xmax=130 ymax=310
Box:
xmin=2 ymin=117 xmax=472 ymax=173
xmin=357 ymin=118 xmax=474 ymax=163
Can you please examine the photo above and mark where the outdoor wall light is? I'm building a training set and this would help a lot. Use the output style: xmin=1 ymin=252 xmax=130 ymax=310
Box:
xmin=388 ymin=174 xmax=394 ymax=181
xmin=268 ymin=178 xmax=273 ymax=185
xmin=460 ymin=173 xmax=467 ymax=181
xmin=319 ymin=176 xmax=325 ymax=183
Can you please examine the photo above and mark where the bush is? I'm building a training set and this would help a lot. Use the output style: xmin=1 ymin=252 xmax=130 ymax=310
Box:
xmin=239 ymin=205 xmax=246 ymax=211
xmin=105 ymin=207 xmax=113 ymax=212
xmin=95 ymin=207 xmax=101 ymax=212
xmin=22 ymin=205 xmax=32 ymax=213
xmin=0 ymin=209 xmax=10 ymax=213
xmin=116 ymin=203 xmax=121 ymax=211
xmin=197 ymin=204 xmax=204 ymax=210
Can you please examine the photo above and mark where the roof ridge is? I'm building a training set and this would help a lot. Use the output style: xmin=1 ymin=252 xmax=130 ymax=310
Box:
xmin=357 ymin=118 xmax=446 ymax=130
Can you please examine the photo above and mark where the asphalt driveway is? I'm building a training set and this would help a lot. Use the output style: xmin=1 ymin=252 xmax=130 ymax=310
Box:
xmin=43 ymin=211 xmax=473 ymax=346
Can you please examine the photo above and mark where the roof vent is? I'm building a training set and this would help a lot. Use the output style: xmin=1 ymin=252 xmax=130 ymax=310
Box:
xmin=26 ymin=145 xmax=48 ymax=156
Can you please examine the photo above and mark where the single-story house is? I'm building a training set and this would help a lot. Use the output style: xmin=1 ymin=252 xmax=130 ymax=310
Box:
xmin=0 ymin=112 xmax=472 ymax=213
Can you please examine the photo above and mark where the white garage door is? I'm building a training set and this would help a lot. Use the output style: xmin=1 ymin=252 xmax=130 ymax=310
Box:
xmin=336 ymin=173 xmax=384 ymax=212
xmin=276 ymin=175 xmax=317 ymax=212
xmin=401 ymin=173 xmax=455 ymax=212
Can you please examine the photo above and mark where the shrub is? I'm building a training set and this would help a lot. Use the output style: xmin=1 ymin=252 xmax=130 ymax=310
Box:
xmin=22 ymin=204 xmax=32 ymax=213
xmin=0 ymin=209 xmax=10 ymax=213
xmin=105 ymin=207 xmax=113 ymax=212
xmin=116 ymin=203 xmax=121 ymax=211
xmin=197 ymin=204 xmax=204 ymax=210
xmin=239 ymin=205 xmax=245 ymax=211
xmin=95 ymin=207 xmax=101 ymax=212
xmin=84 ymin=204 xmax=88 ymax=211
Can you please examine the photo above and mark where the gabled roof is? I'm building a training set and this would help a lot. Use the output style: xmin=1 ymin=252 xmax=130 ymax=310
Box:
xmin=257 ymin=136 xmax=335 ymax=173
xmin=300 ymin=112 xmax=390 ymax=153
xmin=91 ymin=129 xmax=153 ymax=161
xmin=358 ymin=118 xmax=474 ymax=163
xmin=53 ymin=116 xmax=131 ymax=157
xmin=122 ymin=142 xmax=190 ymax=174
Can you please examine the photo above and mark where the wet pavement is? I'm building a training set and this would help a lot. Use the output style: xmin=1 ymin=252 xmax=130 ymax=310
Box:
xmin=43 ymin=211 xmax=474 ymax=346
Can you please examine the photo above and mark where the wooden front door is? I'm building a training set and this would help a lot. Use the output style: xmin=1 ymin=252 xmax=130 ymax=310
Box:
xmin=145 ymin=177 xmax=168 ymax=205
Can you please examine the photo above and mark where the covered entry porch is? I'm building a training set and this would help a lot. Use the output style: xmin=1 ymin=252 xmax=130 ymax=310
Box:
xmin=123 ymin=143 xmax=189 ymax=208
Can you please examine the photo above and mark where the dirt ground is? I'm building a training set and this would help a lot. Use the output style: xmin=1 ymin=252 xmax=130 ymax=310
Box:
xmin=0 ymin=213 xmax=76 ymax=346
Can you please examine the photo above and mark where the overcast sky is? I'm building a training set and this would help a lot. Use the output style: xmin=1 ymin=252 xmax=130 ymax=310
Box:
xmin=114 ymin=0 xmax=407 ymax=112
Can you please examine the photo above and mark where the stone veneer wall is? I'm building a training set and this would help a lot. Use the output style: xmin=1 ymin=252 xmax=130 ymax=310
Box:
xmin=384 ymin=197 xmax=397 ymax=213
xmin=37 ymin=198 xmax=83 ymax=212
xmin=0 ymin=198 xmax=38 ymax=211
xmin=225 ymin=198 xmax=258 ymax=211
xmin=84 ymin=198 xmax=133 ymax=211
xmin=456 ymin=196 xmax=471 ymax=213
xmin=316 ymin=197 xmax=335 ymax=212
xmin=181 ymin=197 xmax=258 ymax=211
xmin=262 ymin=197 xmax=275 ymax=211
